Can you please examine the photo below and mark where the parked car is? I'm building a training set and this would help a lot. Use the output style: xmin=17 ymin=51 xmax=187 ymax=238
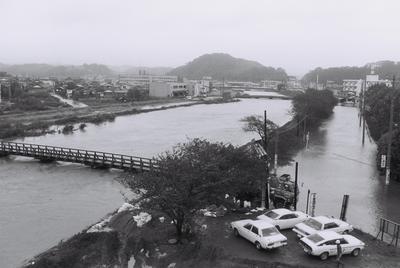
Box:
xmin=231 ymin=219 xmax=288 ymax=250
xmin=293 ymin=216 xmax=353 ymax=238
xmin=256 ymin=208 xmax=309 ymax=230
xmin=299 ymin=230 xmax=365 ymax=260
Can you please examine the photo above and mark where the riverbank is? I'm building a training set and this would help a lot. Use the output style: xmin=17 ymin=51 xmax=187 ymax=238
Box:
xmin=0 ymin=97 xmax=238 ymax=140
xmin=22 ymin=201 xmax=399 ymax=268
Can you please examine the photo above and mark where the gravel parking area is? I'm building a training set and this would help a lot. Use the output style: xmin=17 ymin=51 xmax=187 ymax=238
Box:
xmin=203 ymin=212 xmax=400 ymax=268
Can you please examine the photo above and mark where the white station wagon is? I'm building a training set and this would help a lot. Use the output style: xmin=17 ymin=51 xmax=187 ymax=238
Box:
xmin=231 ymin=219 xmax=288 ymax=250
xmin=293 ymin=216 xmax=353 ymax=237
xmin=256 ymin=208 xmax=309 ymax=230
xmin=299 ymin=230 xmax=365 ymax=260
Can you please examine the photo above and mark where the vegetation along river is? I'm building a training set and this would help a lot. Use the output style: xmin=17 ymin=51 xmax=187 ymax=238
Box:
xmin=0 ymin=99 xmax=399 ymax=268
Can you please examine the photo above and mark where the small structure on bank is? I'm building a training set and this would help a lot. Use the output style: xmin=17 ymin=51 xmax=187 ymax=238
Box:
xmin=269 ymin=174 xmax=299 ymax=209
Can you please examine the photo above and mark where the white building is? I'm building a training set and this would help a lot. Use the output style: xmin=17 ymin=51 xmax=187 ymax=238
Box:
xmin=366 ymin=74 xmax=392 ymax=89
xmin=149 ymin=82 xmax=188 ymax=98
xmin=286 ymin=76 xmax=302 ymax=90
xmin=119 ymin=74 xmax=178 ymax=86
xmin=261 ymin=80 xmax=282 ymax=90
xmin=342 ymin=79 xmax=363 ymax=95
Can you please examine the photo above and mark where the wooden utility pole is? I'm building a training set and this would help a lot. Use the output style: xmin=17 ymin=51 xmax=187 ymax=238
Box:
xmin=385 ymin=76 xmax=396 ymax=185
xmin=294 ymin=162 xmax=299 ymax=211
xmin=263 ymin=110 xmax=270 ymax=209
xmin=306 ymin=189 xmax=310 ymax=214
xmin=339 ymin=194 xmax=350 ymax=221
xmin=359 ymin=82 xmax=364 ymax=127
xmin=273 ymin=129 xmax=279 ymax=174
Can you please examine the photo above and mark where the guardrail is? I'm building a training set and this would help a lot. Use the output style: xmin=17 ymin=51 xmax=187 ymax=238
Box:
xmin=0 ymin=141 xmax=158 ymax=172
xmin=376 ymin=217 xmax=400 ymax=247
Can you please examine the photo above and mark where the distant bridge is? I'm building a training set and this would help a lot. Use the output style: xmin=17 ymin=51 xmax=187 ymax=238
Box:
xmin=0 ymin=141 xmax=158 ymax=172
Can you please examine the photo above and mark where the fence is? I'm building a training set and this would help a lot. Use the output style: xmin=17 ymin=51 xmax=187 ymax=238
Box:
xmin=375 ymin=218 xmax=400 ymax=247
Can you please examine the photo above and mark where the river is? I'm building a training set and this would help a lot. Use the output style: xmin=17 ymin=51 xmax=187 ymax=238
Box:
xmin=0 ymin=98 xmax=399 ymax=267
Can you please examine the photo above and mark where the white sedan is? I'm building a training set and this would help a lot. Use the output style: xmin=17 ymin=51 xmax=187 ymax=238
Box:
xmin=293 ymin=216 xmax=353 ymax=238
xmin=256 ymin=208 xmax=309 ymax=230
xmin=299 ymin=230 xmax=365 ymax=260
xmin=231 ymin=219 xmax=288 ymax=250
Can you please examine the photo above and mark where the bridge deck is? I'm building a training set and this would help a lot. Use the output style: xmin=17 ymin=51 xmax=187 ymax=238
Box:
xmin=0 ymin=141 xmax=158 ymax=172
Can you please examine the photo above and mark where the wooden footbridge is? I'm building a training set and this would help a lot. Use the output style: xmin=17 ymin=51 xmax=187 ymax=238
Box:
xmin=0 ymin=141 xmax=158 ymax=172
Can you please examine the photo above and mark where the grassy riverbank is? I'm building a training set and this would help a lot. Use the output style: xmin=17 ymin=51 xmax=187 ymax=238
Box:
xmin=0 ymin=98 xmax=239 ymax=140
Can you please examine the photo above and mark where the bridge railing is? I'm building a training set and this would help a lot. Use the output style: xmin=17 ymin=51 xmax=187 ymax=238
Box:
xmin=0 ymin=141 xmax=159 ymax=171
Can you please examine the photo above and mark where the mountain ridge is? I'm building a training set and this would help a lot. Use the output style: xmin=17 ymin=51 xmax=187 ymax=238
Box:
xmin=168 ymin=53 xmax=288 ymax=82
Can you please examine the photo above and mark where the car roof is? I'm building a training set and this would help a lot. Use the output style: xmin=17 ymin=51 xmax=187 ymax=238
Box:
xmin=317 ymin=230 xmax=342 ymax=240
xmin=250 ymin=220 xmax=275 ymax=229
xmin=313 ymin=216 xmax=333 ymax=224
xmin=271 ymin=208 xmax=291 ymax=215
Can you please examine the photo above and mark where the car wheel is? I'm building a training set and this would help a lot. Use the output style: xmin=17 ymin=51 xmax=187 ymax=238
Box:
xmin=233 ymin=228 xmax=239 ymax=237
xmin=275 ymin=225 xmax=281 ymax=231
xmin=320 ymin=252 xmax=329 ymax=260
xmin=343 ymin=230 xmax=349 ymax=234
xmin=255 ymin=241 xmax=262 ymax=250
xmin=351 ymin=248 xmax=360 ymax=257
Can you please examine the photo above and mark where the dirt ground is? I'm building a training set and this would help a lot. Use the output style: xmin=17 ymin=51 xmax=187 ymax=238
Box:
xmin=203 ymin=212 xmax=400 ymax=268
xmin=23 ymin=207 xmax=400 ymax=268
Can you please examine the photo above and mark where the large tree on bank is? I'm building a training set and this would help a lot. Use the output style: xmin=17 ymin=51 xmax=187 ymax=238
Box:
xmin=125 ymin=138 xmax=268 ymax=239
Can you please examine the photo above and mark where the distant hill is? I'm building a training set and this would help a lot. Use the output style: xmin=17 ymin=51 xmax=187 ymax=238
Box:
xmin=302 ymin=61 xmax=400 ymax=84
xmin=168 ymin=53 xmax=288 ymax=82
xmin=0 ymin=63 xmax=114 ymax=78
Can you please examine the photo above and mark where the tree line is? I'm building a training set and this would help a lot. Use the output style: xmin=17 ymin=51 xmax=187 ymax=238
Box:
xmin=364 ymin=84 xmax=400 ymax=180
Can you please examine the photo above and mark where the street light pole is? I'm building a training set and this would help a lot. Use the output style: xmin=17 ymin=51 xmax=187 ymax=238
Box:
xmin=385 ymin=75 xmax=396 ymax=185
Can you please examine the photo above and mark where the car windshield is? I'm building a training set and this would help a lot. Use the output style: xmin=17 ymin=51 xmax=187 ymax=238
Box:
xmin=264 ymin=211 xmax=279 ymax=219
xmin=304 ymin=218 xmax=323 ymax=230
xmin=307 ymin=233 xmax=324 ymax=243
xmin=261 ymin=227 xmax=280 ymax=236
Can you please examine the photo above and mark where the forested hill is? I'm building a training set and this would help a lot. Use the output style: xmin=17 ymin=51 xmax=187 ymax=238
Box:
xmin=168 ymin=53 xmax=288 ymax=82
xmin=0 ymin=63 xmax=114 ymax=78
xmin=302 ymin=61 xmax=400 ymax=84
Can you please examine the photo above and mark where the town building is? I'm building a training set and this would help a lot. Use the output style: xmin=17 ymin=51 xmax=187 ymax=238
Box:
xmin=118 ymin=74 xmax=178 ymax=87
xmin=149 ymin=82 xmax=188 ymax=98
xmin=342 ymin=79 xmax=363 ymax=95
xmin=366 ymin=74 xmax=392 ymax=89
xmin=261 ymin=80 xmax=282 ymax=90
xmin=286 ymin=76 xmax=302 ymax=90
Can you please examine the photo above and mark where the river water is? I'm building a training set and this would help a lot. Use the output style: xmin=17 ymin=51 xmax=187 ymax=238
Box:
xmin=0 ymin=99 xmax=399 ymax=267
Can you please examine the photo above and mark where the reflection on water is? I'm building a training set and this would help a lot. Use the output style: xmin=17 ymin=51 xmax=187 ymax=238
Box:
xmin=280 ymin=106 xmax=400 ymax=234
xmin=1 ymin=100 xmax=399 ymax=267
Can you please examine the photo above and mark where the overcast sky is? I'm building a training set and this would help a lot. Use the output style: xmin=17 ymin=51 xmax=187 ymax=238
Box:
xmin=1 ymin=0 xmax=399 ymax=76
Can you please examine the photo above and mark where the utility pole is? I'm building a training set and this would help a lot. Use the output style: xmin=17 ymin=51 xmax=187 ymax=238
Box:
xmin=385 ymin=76 xmax=396 ymax=185
xmin=359 ymin=82 xmax=364 ymax=127
xmin=273 ymin=129 xmax=279 ymax=174
xmin=362 ymin=80 xmax=366 ymax=145
xmin=263 ymin=109 xmax=270 ymax=209
xmin=294 ymin=162 xmax=299 ymax=211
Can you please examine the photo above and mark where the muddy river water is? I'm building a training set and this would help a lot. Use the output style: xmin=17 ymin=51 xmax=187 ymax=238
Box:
xmin=1 ymin=99 xmax=399 ymax=267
